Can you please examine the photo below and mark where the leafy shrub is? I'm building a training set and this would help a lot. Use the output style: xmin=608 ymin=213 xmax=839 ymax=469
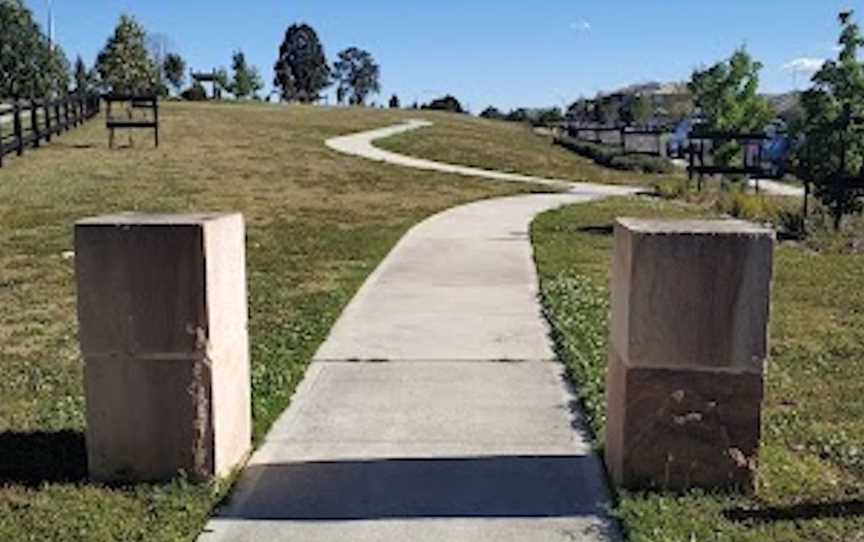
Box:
xmin=541 ymin=273 xmax=609 ymax=438
xmin=716 ymin=190 xmax=780 ymax=223
xmin=609 ymin=154 xmax=674 ymax=174
xmin=180 ymin=82 xmax=207 ymax=101
xmin=653 ymin=177 xmax=690 ymax=199
xmin=555 ymin=135 xmax=673 ymax=173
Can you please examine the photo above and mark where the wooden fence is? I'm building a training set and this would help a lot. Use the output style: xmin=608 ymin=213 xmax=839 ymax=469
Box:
xmin=0 ymin=94 xmax=101 ymax=168
xmin=566 ymin=124 xmax=671 ymax=157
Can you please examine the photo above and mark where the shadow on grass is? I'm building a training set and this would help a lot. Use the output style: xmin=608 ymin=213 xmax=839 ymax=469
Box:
xmin=0 ymin=430 xmax=87 ymax=486
xmin=576 ymin=225 xmax=614 ymax=236
xmin=724 ymin=499 xmax=864 ymax=524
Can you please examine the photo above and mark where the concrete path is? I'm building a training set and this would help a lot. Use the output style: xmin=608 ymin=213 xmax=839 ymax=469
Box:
xmin=326 ymin=119 xmax=635 ymax=193
xmin=199 ymin=190 xmax=636 ymax=542
xmin=748 ymin=178 xmax=805 ymax=197
xmin=198 ymin=123 xmax=642 ymax=541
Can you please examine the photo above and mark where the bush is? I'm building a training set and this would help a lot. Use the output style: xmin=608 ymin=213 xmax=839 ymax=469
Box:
xmin=654 ymin=177 xmax=690 ymax=199
xmin=608 ymin=154 xmax=674 ymax=174
xmin=180 ymin=82 xmax=207 ymax=101
xmin=555 ymin=135 xmax=674 ymax=174
xmin=716 ymin=190 xmax=780 ymax=223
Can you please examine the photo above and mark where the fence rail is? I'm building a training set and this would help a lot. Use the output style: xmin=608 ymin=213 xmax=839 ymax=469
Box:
xmin=0 ymin=94 xmax=101 ymax=168
xmin=565 ymin=123 xmax=672 ymax=157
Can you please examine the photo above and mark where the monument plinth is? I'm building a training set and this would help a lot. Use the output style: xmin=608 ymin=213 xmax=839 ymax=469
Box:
xmin=605 ymin=218 xmax=774 ymax=492
xmin=75 ymin=213 xmax=251 ymax=482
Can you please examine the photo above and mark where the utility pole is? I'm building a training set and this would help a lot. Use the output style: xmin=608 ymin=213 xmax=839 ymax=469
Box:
xmin=47 ymin=0 xmax=55 ymax=51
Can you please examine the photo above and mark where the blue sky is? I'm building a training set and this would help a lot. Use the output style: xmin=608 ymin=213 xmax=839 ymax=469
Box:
xmin=25 ymin=0 xmax=862 ymax=111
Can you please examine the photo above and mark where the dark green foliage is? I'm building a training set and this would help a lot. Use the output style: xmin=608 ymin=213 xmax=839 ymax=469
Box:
xmin=555 ymin=136 xmax=673 ymax=173
xmin=180 ymin=82 xmax=207 ymax=101
xmin=228 ymin=50 xmax=263 ymax=99
xmin=422 ymin=95 xmax=464 ymax=113
xmin=388 ymin=94 xmax=400 ymax=108
xmin=163 ymin=53 xmax=186 ymax=95
xmin=795 ymin=11 xmax=864 ymax=229
xmin=95 ymin=15 xmax=158 ymax=94
xmin=689 ymin=48 xmax=774 ymax=165
xmin=273 ymin=23 xmax=331 ymax=103
xmin=479 ymin=106 xmax=505 ymax=120
xmin=608 ymin=153 xmax=674 ymax=174
xmin=534 ymin=107 xmax=564 ymax=126
xmin=333 ymin=47 xmax=380 ymax=106
xmin=0 ymin=0 xmax=69 ymax=98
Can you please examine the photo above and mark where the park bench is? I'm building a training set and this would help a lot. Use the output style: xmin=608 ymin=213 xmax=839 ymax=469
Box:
xmin=104 ymin=93 xmax=159 ymax=148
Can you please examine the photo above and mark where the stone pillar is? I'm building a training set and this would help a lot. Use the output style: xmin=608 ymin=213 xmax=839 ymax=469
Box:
xmin=605 ymin=218 xmax=774 ymax=492
xmin=75 ymin=213 xmax=251 ymax=483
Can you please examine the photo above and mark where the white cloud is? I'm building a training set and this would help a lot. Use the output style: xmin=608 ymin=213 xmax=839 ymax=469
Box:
xmin=569 ymin=20 xmax=591 ymax=32
xmin=782 ymin=57 xmax=826 ymax=74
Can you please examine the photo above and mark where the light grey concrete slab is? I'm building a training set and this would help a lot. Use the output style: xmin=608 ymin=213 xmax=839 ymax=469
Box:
xmin=198 ymin=363 xmax=619 ymax=542
xmin=314 ymin=192 xmax=632 ymax=362
xmin=197 ymin=123 xmax=640 ymax=541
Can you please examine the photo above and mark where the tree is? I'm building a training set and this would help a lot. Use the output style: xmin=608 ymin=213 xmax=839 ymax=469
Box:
xmin=0 ymin=0 xmax=68 ymax=98
xmin=480 ymin=106 xmax=505 ymax=120
xmin=228 ymin=50 xmax=263 ymax=99
xmin=273 ymin=23 xmax=331 ymax=103
xmin=536 ymin=107 xmax=564 ymax=126
xmin=423 ymin=95 xmax=464 ymax=113
xmin=796 ymin=11 xmax=864 ymax=229
xmin=621 ymin=95 xmax=653 ymax=126
xmin=689 ymin=48 xmax=773 ymax=165
xmin=95 ymin=15 xmax=158 ymax=94
xmin=332 ymin=47 xmax=381 ymax=106
xmin=389 ymin=94 xmax=400 ymax=108
xmin=163 ymin=53 xmax=186 ymax=95
xmin=74 ymin=55 xmax=89 ymax=93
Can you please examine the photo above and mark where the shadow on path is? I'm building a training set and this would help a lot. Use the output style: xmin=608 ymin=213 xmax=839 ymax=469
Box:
xmin=220 ymin=455 xmax=611 ymax=522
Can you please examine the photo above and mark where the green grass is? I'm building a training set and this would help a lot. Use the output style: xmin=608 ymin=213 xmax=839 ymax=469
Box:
xmin=374 ymin=112 xmax=667 ymax=186
xmin=0 ymin=101 xmax=562 ymax=541
xmin=532 ymin=196 xmax=864 ymax=541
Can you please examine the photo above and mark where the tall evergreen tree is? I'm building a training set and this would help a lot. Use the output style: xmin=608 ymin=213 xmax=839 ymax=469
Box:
xmin=0 ymin=0 xmax=67 ymax=98
xmin=273 ymin=23 xmax=331 ymax=103
xmin=95 ymin=15 xmax=158 ymax=94
xmin=229 ymin=50 xmax=263 ymax=99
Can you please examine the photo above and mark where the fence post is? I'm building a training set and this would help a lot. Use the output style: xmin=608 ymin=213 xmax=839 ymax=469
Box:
xmin=55 ymin=101 xmax=62 ymax=134
xmin=0 ymin=107 xmax=4 ymax=168
xmin=44 ymin=101 xmax=52 ymax=143
xmin=30 ymin=101 xmax=40 ymax=148
xmin=154 ymin=98 xmax=160 ymax=147
xmin=14 ymin=103 xmax=23 ymax=156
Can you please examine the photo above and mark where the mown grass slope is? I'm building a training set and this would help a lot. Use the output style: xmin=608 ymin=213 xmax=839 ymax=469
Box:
xmin=0 ymin=101 xmax=562 ymax=541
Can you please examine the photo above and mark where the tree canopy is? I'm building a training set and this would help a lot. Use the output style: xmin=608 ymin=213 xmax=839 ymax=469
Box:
xmin=333 ymin=47 xmax=381 ymax=106
xmin=389 ymin=94 xmax=400 ymax=108
xmin=273 ymin=23 xmax=331 ymax=103
xmin=688 ymin=47 xmax=773 ymax=164
xmin=163 ymin=53 xmax=186 ymax=95
xmin=423 ymin=95 xmax=464 ymax=113
xmin=796 ymin=11 xmax=864 ymax=228
xmin=95 ymin=15 xmax=158 ymax=94
xmin=0 ymin=0 xmax=70 ymax=98
xmin=229 ymin=50 xmax=264 ymax=99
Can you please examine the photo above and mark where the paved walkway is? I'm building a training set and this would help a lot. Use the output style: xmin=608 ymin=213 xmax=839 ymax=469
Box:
xmin=326 ymin=119 xmax=636 ymax=194
xmin=199 ymin=124 xmax=640 ymax=542
xmin=748 ymin=178 xmax=805 ymax=197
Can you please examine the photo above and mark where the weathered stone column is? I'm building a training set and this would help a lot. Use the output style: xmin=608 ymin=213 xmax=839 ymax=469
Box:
xmin=605 ymin=218 xmax=774 ymax=492
xmin=75 ymin=213 xmax=251 ymax=483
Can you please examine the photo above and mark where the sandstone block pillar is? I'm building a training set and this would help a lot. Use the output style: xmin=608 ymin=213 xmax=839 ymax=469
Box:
xmin=605 ymin=218 xmax=774 ymax=492
xmin=75 ymin=213 xmax=251 ymax=483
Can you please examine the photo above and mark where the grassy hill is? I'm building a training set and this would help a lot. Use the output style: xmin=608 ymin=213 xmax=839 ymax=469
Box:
xmin=0 ymin=102 xmax=569 ymax=541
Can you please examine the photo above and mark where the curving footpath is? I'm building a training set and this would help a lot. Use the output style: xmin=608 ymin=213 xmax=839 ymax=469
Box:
xmin=199 ymin=123 xmax=641 ymax=542
xmin=326 ymin=119 xmax=639 ymax=194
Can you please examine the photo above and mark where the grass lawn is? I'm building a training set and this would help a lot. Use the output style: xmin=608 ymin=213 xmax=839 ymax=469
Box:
xmin=0 ymin=101 xmax=571 ymax=541
xmin=374 ymin=113 xmax=667 ymax=186
xmin=532 ymin=196 xmax=864 ymax=541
